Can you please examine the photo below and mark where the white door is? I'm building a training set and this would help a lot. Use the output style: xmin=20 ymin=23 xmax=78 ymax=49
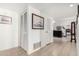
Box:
xmin=20 ymin=12 xmax=28 ymax=50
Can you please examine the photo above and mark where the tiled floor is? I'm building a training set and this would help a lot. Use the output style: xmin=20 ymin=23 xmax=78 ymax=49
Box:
xmin=0 ymin=37 xmax=77 ymax=56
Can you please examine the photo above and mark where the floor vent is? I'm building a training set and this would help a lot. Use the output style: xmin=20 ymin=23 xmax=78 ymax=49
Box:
xmin=33 ymin=41 xmax=41 ymax=50
xmin=46 ymin=43 xmax=51 ymax=46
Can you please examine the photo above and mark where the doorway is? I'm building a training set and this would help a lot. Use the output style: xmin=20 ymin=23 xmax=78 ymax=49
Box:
xmin=71 ymin=22 xmax=76 ymax=43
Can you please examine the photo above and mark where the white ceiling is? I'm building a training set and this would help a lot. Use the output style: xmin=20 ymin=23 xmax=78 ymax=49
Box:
xmin=0 ymin=3 xmax=78 ymax=19
xmin=29 ymin=3 xmax=78 ymax=19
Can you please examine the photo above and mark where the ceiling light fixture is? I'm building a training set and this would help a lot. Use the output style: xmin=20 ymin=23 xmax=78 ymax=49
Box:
xmin=69 ymin=4 xmax=74 ymax=7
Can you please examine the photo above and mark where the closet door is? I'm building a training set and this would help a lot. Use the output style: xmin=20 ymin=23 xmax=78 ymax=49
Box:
xmin=20 ymin=12 xmax=27 ymax=50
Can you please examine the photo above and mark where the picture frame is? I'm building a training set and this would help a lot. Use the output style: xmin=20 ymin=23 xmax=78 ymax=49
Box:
xmin=0 ymin=15 xmax=12 ymax=24
xmin=32 ymin=13 xmax=44 ymax=29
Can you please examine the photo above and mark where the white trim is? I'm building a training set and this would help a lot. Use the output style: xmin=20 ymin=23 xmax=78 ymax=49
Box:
xmin=27 ymin=41 xmax=53 ymax=55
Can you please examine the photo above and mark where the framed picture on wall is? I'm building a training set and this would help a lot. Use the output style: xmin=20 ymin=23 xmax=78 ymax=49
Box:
xmin=32 ymin=13 xmax=44 ymax=29
xmin=0 ymin=15 xmax=12 ymax=24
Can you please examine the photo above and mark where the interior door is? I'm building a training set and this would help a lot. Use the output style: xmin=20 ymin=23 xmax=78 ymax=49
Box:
xmin=20 ymin=12 xmax=27 ymax=50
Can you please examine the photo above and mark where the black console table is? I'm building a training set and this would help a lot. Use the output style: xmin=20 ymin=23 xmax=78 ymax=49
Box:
xmin=53 ymin=30 xmax=62 ymax=37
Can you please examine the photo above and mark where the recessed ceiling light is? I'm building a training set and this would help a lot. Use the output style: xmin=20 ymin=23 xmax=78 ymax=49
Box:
xmin=69 ymin=4 xmax=74 ymax=7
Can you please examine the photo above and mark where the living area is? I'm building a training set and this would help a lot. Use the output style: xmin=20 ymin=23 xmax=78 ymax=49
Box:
xmin=53 ymin=16 xmax=76 ymax=42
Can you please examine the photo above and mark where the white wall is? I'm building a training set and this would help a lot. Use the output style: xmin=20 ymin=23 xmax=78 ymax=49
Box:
xmin=40 ymin=15 xmax=54 ymax=47
xmin=40 ymin=16 xmax=49 ymax=47
xmin=19 ymin=5 xmax=54 ymax=54
xmin=26 ymin=6 xmax=41 ymax=54
xmin=0 ymin=8 xmax=19 ymax=50
xmin=22 ymin=6 xmax=54 ymax=54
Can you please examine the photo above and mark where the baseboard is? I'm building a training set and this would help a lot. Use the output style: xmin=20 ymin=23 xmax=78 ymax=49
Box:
xmin=27 ymin=47 xmax=41 ymax=55
xmin=20 ymin=41 xmax=53 ymax=55
xmin=27 ymin=41 xmax=53 ymax=55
